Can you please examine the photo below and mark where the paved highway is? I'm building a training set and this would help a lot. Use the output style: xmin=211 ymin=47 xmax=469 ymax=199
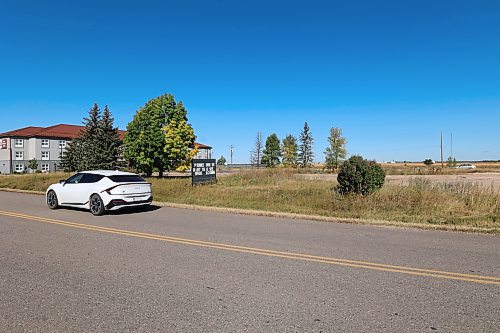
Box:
xmin=0 ymin=191 xmax=499 ymax=332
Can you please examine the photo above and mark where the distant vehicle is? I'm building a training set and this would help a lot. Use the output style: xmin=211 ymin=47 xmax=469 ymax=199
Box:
xmin=46 ymin=170 xmax=152 ymax=216
xmin=454 ymin=163 xmax=476 ymax=170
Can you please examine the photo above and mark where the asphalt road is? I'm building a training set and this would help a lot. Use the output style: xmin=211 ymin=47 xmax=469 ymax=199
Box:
xmin=0 ymin=192 xmax=499 ymax=332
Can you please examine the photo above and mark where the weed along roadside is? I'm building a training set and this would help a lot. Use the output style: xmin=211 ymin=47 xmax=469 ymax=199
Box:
xmin=1 ymin=170 xmax=499 ymax=234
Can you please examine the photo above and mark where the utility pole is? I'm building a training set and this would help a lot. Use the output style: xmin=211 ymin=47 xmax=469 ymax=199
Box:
xmin=450 ymin=133 xmax=453 ymax=158
xmin=230 ymin=145 xmax=234 ymax=165
xmin=440 ymin=130 xmax=444 ymax=168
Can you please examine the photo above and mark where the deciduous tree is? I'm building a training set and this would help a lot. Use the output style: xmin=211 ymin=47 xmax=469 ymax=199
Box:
xmin=324 ymin=127 xmax=347 ymax=172
xmin=250 ymin=132 xmax=263 ymax=167
xmin=124 ymin=94 xmax=195 ymax=177
xmin=282 ymin=134 xmax=298 ymax=167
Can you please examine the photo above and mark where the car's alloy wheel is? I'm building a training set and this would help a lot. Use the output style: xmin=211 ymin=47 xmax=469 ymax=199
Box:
xmin=90 ymin=194 xmax=105 ymax=216
xmin=47 ymin=190 xmax=59 ymax=209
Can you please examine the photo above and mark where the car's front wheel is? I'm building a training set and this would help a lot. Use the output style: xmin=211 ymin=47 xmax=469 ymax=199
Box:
xmin=47 ymin=190 xmax=59 ymax=210
xmin=89 ymin=194 xmax=105 ymax=216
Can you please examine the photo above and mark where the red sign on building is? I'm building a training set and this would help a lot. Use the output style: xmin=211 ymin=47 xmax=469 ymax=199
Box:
xmin=0 ymin=139 xmax=7 ymax=149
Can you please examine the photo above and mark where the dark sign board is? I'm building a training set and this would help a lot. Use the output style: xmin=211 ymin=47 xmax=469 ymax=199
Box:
xmin=0 ymin=139 xmax=7 ymax=150
xmin=191 ymin=159 xmax=217 ymax=185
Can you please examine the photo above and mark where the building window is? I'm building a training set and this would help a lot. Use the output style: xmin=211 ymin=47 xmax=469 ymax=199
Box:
xmin=14 ymin=139 xmax=23 ymax=148
xmin=15 ymin=151 xmax=24 ymax=160
xmin=15 ymin=164 xmax=24 ymax=172
xmin=41 ymin=151 xmax=50 ymax=160
xmin=60 ymin=151 xmax=67 ymax=158
xmin=41 ymin=139 xmax=50 ymax=148
xmin=41 ymin=164 xmax=50 ymax=172
xmin=59 ymin=140 xmax=67 ymax=149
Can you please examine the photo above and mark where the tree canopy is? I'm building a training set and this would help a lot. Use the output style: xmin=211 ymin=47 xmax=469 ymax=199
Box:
xmin=123 ymin=94 xmax=196 ymax=176
xmin=262 ymin=133 xmax=282 ymax=167
xmin=324 ymin=127 xmax=347 ymax=171
xmin=60 ymin=104 xmax=122 ymax=172
xmin=299 ymin=122 xmax=314 ymax=167
xmin=282 ymin=134 xmax=298 ymax=167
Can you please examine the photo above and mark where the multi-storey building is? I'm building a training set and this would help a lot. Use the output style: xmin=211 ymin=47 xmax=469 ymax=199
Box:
xmin=0 ymin=124 xmax=212 ymax=174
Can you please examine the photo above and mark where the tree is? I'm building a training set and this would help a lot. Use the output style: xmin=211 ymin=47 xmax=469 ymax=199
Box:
xmin=423 ymin=159 xmax=434 ymax=166
xmin=282 ymin=134 xmax=298 ymax=167
xmin=123 ymin=94 xmax=195 ymax=177
xmin=261 ymin=133 xmax=282 ymax=167
xmin=163 ymin=119 xmax=196 ymax=172
xmin=324 ymin=127 xmax=347 ymax=172
xmin=28 ymin=158 xmax=38 ymax=172
xmin=95 ymin=105 xmax=123 ymax=170
xmin=217 ymin=156 xmax=227 ymax=165
xmin=250 ymin=132 xmax=263 ymax=167
xmin=60 ymin=104 xmax=100 ymax=171
xmin=298 ymin=122 xmax=314 ymax=167
xmin=60 ymin=104 xmax=123 ymax=172
xmin=447 ymin=156 xmax=457 ymax=168
xmin=336 ymin=155 xmax=385 ymax=195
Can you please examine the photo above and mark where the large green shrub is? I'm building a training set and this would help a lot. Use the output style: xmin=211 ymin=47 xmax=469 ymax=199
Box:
xmin=336 ymin=155 xmax=385 ymax=195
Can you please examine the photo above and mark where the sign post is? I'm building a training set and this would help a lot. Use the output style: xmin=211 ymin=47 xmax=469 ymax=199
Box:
xmin=191 ymin=159 xmax=217 ymax=185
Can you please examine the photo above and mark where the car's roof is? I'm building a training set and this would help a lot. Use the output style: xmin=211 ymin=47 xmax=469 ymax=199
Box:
xmin=80 ymin=170 xmax=139 ymax=176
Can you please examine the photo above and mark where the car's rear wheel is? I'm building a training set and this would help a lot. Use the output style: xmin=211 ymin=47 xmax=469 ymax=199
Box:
xmin=90 ymin=194 xmax=105 ymax=216
xmin=47 ymin=190 xmax=59 ymax=210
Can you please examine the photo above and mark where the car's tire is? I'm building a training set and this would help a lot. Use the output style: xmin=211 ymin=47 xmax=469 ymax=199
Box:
xmin=46 ymin=190 xmax=59 ymax=210
xmin=89 ymin=194 xmax=105 ymax=216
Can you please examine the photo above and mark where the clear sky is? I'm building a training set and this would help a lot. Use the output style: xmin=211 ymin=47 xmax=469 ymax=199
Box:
xmin=1 ymin=0 xmax=499 ymax=163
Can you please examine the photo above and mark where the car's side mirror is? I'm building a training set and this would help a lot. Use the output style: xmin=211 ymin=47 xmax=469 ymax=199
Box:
xmin=59 ymin=179 xmax=66 ymax=185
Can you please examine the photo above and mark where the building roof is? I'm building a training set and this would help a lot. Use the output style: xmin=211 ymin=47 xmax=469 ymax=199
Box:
xmin=0 ymin=126 xmax=45 ymax=137
xmin=0 ymin=124 xmax=209 ymax=148
xmin=194 ymin=142 xmax=212 ymax=149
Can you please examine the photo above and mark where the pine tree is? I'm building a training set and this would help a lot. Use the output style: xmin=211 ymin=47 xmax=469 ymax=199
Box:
xmin=324 ymin=127 xmax=347 ymax=172
xmin=60 ymin=104 xmax=101 ymax=171
xmin=262 ymin=133 xmax=282 ymax=167
xmin=282 ymin=134 xmax=298 ymax=167
xmin=96 ymin=105 xmax=123 ymax=170
xmin=60 ymin=104 xmax=123 ymax=172
xmin=250 ymin=132 xmax=263 ymax=167
xmin=299 ymin=122 xmax=314 ymax=167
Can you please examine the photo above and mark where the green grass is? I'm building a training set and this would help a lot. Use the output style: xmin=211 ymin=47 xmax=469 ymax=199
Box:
xmin=1 ymin=170 xmax=499 ymax=231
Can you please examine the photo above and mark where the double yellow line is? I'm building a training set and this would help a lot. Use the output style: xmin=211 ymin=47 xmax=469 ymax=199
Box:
xmin=1 ymin=209 xmax=499 ymax=286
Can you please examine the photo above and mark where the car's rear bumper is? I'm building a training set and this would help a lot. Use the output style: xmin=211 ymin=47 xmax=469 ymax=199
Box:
xmin=105 ymin=195 xmax=153 ymax=210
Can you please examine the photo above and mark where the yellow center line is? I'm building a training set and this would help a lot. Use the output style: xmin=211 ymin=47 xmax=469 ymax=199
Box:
xmin=1 ymin=209 xmax=499 ymax=286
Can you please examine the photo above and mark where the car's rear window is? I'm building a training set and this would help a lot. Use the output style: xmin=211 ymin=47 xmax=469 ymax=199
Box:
xmin=107 ymin=175 xmax=146 ymax=183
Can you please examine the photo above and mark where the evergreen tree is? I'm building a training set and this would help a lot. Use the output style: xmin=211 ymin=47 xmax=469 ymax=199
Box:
xmin=262 ymin=133 xmax=282 ymax=167
xmin=60 ymin=104 xmax=100 ymax=171
xmin=217 ymin=156 xmax=227 ymax=165
xmin=250 ymin=132 xmax=263 ymax=167
xmin=124 ymin=94 xmax=195 ymax=177
xmin=96 ymin=105 xmax=123 ymax=170
xmin=60 ymin=104 xmax=123 ymax=172
xmin=282 ymin=134 xmax=298 ymax=167
xmin=324 ymin=127 xmax=347 ymax=172
xmin=298 ymin=122 xmax=314 ymax=167
xmin=60 ymin=137 xmax=81 ymax=172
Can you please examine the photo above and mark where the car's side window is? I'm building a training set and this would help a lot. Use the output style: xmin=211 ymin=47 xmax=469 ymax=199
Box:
xmin=81 ymin=174 xmax=104 ymax=183
xmin=65 ymin=173 xmax=85 ymax=184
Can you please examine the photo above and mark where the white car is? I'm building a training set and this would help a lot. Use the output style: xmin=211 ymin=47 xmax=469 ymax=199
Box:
xmin=46 ymin=170 xmax=153 ymax=216
xmin=454 ymin=163 xmax=477 ymax=170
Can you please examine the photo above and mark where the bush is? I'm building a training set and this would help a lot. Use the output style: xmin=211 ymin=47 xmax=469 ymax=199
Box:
xmin=336 ymin=155 xmax=385 ymax=195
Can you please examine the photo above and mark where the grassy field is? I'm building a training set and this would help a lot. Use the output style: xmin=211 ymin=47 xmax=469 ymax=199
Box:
xmin=1 ymin=169 xmax=499 ymax=232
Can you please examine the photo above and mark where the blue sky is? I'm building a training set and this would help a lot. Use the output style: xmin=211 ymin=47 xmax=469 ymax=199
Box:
xmin=0 ymin=0 xmax=499 ymax=163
